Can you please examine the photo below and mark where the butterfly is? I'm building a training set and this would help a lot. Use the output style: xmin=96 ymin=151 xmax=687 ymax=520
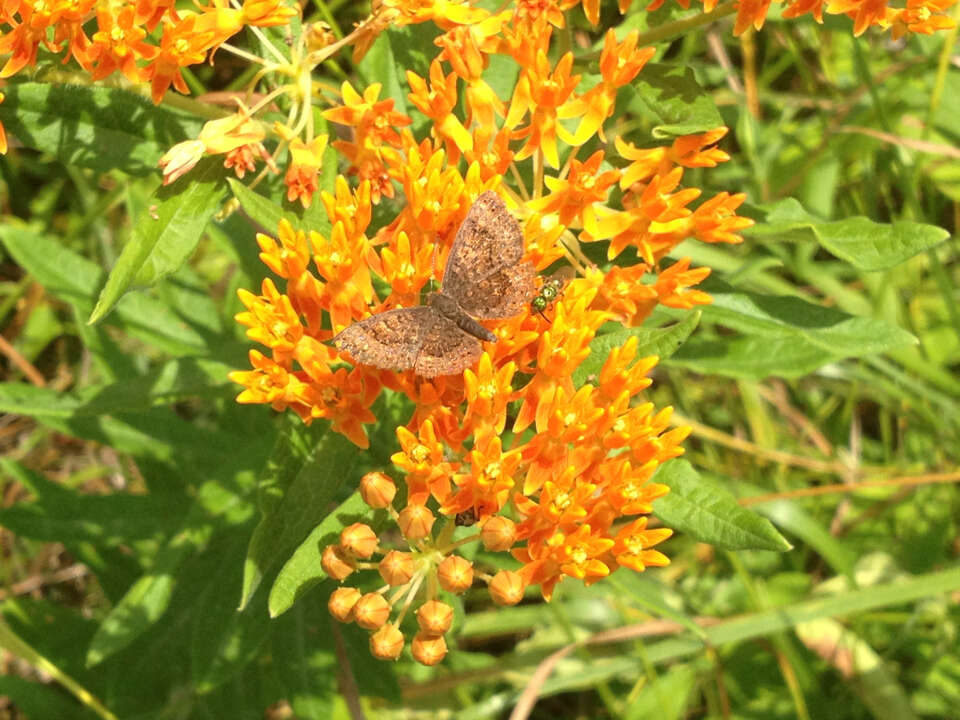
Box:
xmin=332 ymin=191 xmax=536 ymax=377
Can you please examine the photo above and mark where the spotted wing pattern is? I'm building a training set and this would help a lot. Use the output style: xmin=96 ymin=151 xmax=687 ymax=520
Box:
xmin=332 ymin=306 xmax=438 ymax=371
xmin=412 ymin=315 xmax=483 ymax=377
xmin=441 ymin=191 xmax=535 ymax=318
xmin=455 ymin=262 xmax=537 ymax=319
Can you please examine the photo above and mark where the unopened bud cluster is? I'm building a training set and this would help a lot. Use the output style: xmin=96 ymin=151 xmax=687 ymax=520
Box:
xmin=323 ymin=471 xmax=524 ymax=665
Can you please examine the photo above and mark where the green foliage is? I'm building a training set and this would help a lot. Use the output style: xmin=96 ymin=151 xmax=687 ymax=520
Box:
xmin=1 ymin=6 xmax=958 ymax=720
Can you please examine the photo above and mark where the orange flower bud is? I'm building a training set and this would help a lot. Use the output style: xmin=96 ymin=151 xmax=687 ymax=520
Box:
xmin=369 ymin=623 xmax=405 ymax=660
xmin=411 ymin=631 xmax=447 ymax=666
xmin=416 ymin=600 xmax=453 ymax=635
xmin=437 ymin=555 xmax=473 ymax=594
xmin=397 ymin=504 xmax=435 ymax=541
xmin=354 ymin=592 xmax=391 ymax=630
xmin=481 ymin=516 xmax=517 ymax=551
xmin=379 ymin=550 xmax=416 ymax=586
xmin=489 ymin=570 xmax=524 ymax=606
xmin=328 ymin=587 xmax=362 ymax=623
xmin=360 ymin=471 xmax=397 ymax=509
xmin=340 ymin=522 xmax=378 ymax=559
xmin=321 ymin=545 xmax=355 ymax=580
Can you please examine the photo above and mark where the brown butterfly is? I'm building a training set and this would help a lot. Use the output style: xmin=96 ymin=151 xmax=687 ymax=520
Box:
xmin=333 ymin=191 xmax=535 ymax=377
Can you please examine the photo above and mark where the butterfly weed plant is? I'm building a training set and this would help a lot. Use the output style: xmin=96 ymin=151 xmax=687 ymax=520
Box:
xmin=1 ymin=0 xmax=959 ymax=717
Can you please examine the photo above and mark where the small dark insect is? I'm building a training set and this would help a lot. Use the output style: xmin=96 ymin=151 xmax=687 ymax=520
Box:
xmin=333 ymin=191 xmax=536 ymax=377
xmin=530 ymin=267 xmax=575 ymax=320
xmin=454 ymin=508 xmax=478 ymax=527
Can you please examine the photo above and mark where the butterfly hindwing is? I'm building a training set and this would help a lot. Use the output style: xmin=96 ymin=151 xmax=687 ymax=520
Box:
xmin=333 ymin=306 xmax=438 ymax=371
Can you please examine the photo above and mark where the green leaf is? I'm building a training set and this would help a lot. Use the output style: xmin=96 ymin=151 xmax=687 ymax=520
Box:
xmin=0 ymin=83 xmax=201 ymax=176
xmin=815 ymin=217 xmax=948 ymax=271
xmin=667 ymin=335 xmax=842 ymax=379
xmin=229 ymin=178 xmax=288 ymax=232
xmin=0 ymin=359 xmax=233 ymax=417
xmin=624 ymin=664 xmax=697 ymax=720
xmin=573 ymin=311 xmax=700 ymax=386
xmin=0 ymin=227 xmax=208 ymax=355
xmin=86 ymin=514 xmax=216 ymax=667
xmin=0 ymin=676 xmax=95 ymax=720
xmin=627 ymin=63 xmax=723 ymax=138
xmin=0 ymin=459 xmax=183 ymax=544
xmin=745 ymin=199 xmax=949 ymax=271
xmin=268 ymin=492 xmax=375 ymax=618
xmin=190 ymin=531 xmax=270 ymax=693
xmin=357 ymin=26 xmax=439 ymax=114
xmin=666 ymin=287 xmax=916 ymax=379
xmin=240 ymin=420 xmax=359 ymax=610
xmin=229 ymin=176 xmax=329 ymax=236
xmin=652 ymin=460 xmax=792 ymax=551
xmin=89 ymin=158 xmax=229 ymax=324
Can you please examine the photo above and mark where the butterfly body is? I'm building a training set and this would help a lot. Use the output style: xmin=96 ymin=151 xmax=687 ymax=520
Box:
xmin=426 ymin=291 xmax=498 ymax=343
xmin=333 ymin=192 xmax=534 ymax=377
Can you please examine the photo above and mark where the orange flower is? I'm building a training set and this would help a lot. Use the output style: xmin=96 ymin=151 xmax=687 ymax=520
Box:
xmin=690 ymin=192 xmax=753 ymax=244
xmin=513 ymin=0 xmax=566 ymax=29
xmin=598 ymin=337 xmax=657 ymax=403
xmin=655 ymin=258 xmax=713 ymax=309
xmin=235 ymin=278 xmax=303 ymax=363
xmin=392 ymin=421 xmax=455 ymax=505
xmin=407 ymin=59 xmax=473 ymax=159
xmin=284 ymin=135 xmax=329 ymax=209
xmin=434 ymin=14 xmax=507 ymax=127
xmin=584 ymin=168 xmax=701 ymax=261
xmin=159 ymin=111 xmax=268 ymax=184
xmin=256 ymin=219 xmax=311 ymax=280
xmin=310 ymin=219 xmax=375 ymax=334
xmin=443 ymin=430 xmax=521 ymax=520
xmin=611 ymin=517 xmax=673 ymax=572
xmin=136 ymin=0 xmax=179 ymax=31
xmin=593 ymin=263 xmax=658 ymax=326
xmin=887 ymin=0 xmax=956 ymax=38
xmin=324 ymin=81 xmax=411 ymax=148
xmin=88 ymin=5 xmax=157 ymax=82
xmin=505 ymin=50 xmax=580 ymax=167
xmin=527 ymin=150 xmax=621 ymax=227
xmin=463 ymin=126 xmax=515 ymax=182
xmin=142 ymin=11 xmax=243 ymax=103
xmin=733 ymin=0 xmax=774 ymax=34
xmin=0 ymin=1 xmax=62 ymax=77
xmin=241 ymin=0 xmax=298 ymax=26
xmin=559 ymin=29 xmax=654 ymax=144
xmin=463 ymin=353 xmax=516 ymax=435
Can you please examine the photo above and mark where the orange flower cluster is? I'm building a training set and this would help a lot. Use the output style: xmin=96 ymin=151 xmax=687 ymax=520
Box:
xmin=225 ymin=0 xmax=764 ymax=664
xmin=0 ymin=0 xmax=294 ymax=101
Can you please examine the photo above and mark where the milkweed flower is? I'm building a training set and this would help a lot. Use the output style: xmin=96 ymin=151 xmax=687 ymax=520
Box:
xmin=228 ymin=0 xmax=765 ymax=662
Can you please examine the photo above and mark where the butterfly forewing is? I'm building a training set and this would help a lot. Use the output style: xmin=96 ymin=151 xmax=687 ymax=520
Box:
xmin=441 ymin=191 xmax=534 ymax=318
xmin=333 ymin=306 xmax=438 ymax=371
